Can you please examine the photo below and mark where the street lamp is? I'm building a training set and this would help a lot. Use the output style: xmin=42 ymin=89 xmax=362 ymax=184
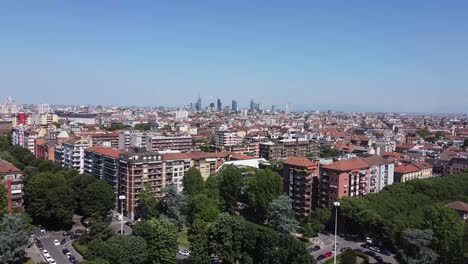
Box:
xmin=333 ymin=201 xmax=340 ymax=264
xmin=118 ymin=195 xmax=126 ymax=234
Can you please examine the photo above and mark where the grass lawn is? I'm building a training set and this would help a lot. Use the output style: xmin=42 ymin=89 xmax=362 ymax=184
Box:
xmin=23 ymin=259 xmax=34 ymax=264
xmin=178 ymin=229 xmax=190 ymax=249
xmin=72 ymin=241 xmax=89 ymax=257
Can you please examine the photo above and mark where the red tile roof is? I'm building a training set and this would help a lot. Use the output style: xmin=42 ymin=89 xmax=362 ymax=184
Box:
xmin=0 ymin=161 xmax=21 ymax=174
xmin=284 ymin=156 xmax=317 ymax=168
xmin=86 ymin=146 xmax=122 ymax=159
xmin=394 ymin=164 xmax=420 ymax=174
xmin=362 ymin=155 xmax=391 ymax=166
xmin=446 ymin=201 xmax=468 ymax=212
xmin=322 ymin=158 xmax=369 ymax=171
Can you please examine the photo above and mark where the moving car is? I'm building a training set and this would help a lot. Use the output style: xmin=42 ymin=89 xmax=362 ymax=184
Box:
xmin=53 ymin=239 xmax=60 ymax=246
xmin=39 ymin=226 xmax=47 ymax=234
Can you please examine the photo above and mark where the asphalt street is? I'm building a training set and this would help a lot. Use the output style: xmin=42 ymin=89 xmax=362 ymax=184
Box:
xmin=309 ymin=233 xmax=398 ymax=264
xmin=33 ymin=228 xmax=82 ymax=264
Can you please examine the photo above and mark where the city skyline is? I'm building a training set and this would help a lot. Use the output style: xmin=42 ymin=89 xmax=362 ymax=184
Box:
xmin=1 ymin=1 xmax=468 ymax=113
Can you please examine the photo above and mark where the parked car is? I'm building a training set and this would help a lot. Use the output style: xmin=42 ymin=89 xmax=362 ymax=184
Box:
xmin=61 ymin=238 xmax=67 ymax=245
xmin=63 ymin=231 xmax=72 ymax=236
xmin=43 ymin=250 xmax=51 ymax=258
xmin=365 ymin=250 xmax=376 ymax=257
xmin=324 ymin=251 xmax=333 ymax=258
xmin=375 ymin=255 xmax=383 ymax=262
xmin=39 ymin=226 xmax=46 ymax=234
xmin=63 ymin=248 xmax=71 ymax=257
xmin=311 ymin=245 xmax=321 ymax=251
xmin=69 ymin=255 xmax=77 ymax=263
xmin=340 ymin=247 xmax=352 ymax=252
xmin=36 ymin=242 xmax=44 ymax=250
xmin=48 ymin=259 xmax=56 ymax=264
xmin=125 ymin=221 xmax=134 ymax=228
xmin=369 ymin=246 xmax=380 ymax=252
xmin=380 ymin=249 xmax=391 ymax=256
xmin=316 ymin=255 xmax=326 ymax=261
xmin=75 ymin=229 xmax=84 ymax=234
xmin=178 ymin=250 xmax=191 ymax=256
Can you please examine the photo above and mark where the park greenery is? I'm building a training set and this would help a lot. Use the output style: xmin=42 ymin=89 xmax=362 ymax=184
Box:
xmin=339 ymin=172 xmax=468 ymax=264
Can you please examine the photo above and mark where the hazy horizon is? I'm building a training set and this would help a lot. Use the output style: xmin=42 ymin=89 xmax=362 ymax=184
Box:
xmin=1 ymin=1 xmax=467 ymax=113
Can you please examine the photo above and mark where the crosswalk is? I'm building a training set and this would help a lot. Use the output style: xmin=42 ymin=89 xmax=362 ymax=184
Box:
xmin=36 ymin=233 xmax=51 ymax=240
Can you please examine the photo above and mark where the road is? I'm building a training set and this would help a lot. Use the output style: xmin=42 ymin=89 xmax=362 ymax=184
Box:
xmin=308 ymin=233 xmax=398 ymax=264
xmin=110 ymin=209 xmax=134 ymax=235
xmin=33 ymin=228 xmax=82 ymax=264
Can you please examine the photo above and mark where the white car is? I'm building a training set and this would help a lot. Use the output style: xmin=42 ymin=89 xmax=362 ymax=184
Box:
xmin=178 ymin=250 xmax=191 ymax=256
xmin=45 ymin=255 xmax=52 ymax=262
xmin=53 ymin=239 xmax=60 ymax=246
xmin=40 ymin=227 xmax=47 ymax=234
xmin=48 ymin=258 xmax=56 ymax=264
xmin=42 ymin=250 xmax=51 ymax=258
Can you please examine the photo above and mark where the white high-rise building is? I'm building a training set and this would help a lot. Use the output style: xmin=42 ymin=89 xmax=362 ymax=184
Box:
xmin=285 ymin=103 xmax=292 ymax=114
xmin=38 ymin=104 xmax=50 ymax=114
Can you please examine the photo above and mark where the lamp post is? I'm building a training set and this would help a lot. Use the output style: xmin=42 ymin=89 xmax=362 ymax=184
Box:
xmin=118 ymin=195 xmax=126 ymax=234
xmin=333 ymin=201 xmax=340 ymax=264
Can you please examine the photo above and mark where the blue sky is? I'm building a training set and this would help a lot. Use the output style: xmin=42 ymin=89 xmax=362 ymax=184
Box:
xmin=0 ymin=1 xmax=467 ymax=113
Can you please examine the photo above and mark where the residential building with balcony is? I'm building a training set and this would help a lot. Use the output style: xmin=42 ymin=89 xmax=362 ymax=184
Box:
xmin=282 ymin=156 xmax=319 ymax=217
xmin=259 ymin=139 xmax=319 ymax=160
xmin=214 ymin=130 xmax=240 ymax=149
xmin=60 ymin=137 xmax=93 ymax=173
xmin=84 ymin=146 xmax=122 ymax=203
xmin=119 ymin=152 xmax=164 ymax=220
xmin=319 ymin=158 xmax=370 ymax=208
xmin=0 ymin=160 xmax=23 ymax=211
xmin=146 ymin=135 xmax=192 ymax=152
xmin=362 ymin=155 xmax=394 ymax=193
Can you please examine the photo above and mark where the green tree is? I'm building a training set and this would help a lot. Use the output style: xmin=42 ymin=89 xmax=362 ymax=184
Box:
xmin=320 ymin=148 xmax=340 ymax=158
xmin=218 ymin=166 xmax=243 ymax=213
xmin=341 ymin=250 xmax=357 ymax=264
xmin=188 ymin=193 xmax=220 ymax=223
xmin=245 ymin=169 xmax=283 ymax=222
xmin=90 ymin=235 xmax=148 ymax=264
xmin=398 ymin=228 xmax=439 ymax=264
xmin=423 ymin=206 xmax=464 ymax=264
xmin=0 ymin=184 xmax=8 ymax=215
xmin=463 ymin=139 xmax=468 ymax=148
xmin=267 ymin=195 xmax=298 ymax=234
xmin=82 ymin=180 xmax=115 ymax=218
xmin=301 ymin=208 xmax=331 ymax=237
xmin=46 ymin=185 xmax=77 ymax=228
xmin=159 ymin=185 xmax=187 ymax=229
xmin=134 ymin=218 xmax=178 ymax=264
xmin=182 ymin=168 xmax=204 ymax=197
xmin=188 ymin=219 xmax=210 ymax=264
xmin=416 ymin=128 xmax=430 ymax=139
xmin=139 ymin=186 xmax=159 ymax=220
xmin=0 ymin=214 xmax=30 ymax=264
xmin=277 ymin=235 xmax=315 ymax=264
xmin=204 ymin=174 xmax=220 ymax=202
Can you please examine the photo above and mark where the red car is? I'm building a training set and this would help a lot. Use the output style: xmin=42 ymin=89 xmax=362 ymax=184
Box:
xmin=324 ymin=251 xmax=333 ymax=258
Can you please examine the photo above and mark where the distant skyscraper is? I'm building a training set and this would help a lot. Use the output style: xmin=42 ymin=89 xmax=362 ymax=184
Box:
xmin=217 ymin=99 xmax=222 ymax=112
xmin=196 ymin=96 xmax=202 ymax=111
xmin=250 ymin=99 xmax=256 ymax=111
xmin=285 ymin=103 xmax=292 ymax=114
xmin=271 ymin=105 xmax=276 ymax=113
xmin=231 ymin=100 xmax=238 ymax=113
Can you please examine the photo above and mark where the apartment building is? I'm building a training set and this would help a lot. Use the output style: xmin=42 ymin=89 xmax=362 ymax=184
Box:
xmin=80 ymin=131 xmax=120 ymax=149
xmin=84 ymin=146 xmax=122 ymax=200
xmin=394 ymin=162 xmax=433 ymax=183
xmin=319 ymin=158 xmax=370 ymax=207
xmin=146 ymin=135 xmax=192 ymax=152
xmin=259 ymin=139 xmax=319 ymax=160
xmin=30 ymin=113 xmax=59 ymax=126
xmin=0 ymin=160 xmax=23 ymax=211
xmin=163 ymin=153 xmax=191 ymax=193
xmin=362 ymin=155 xmax=394 ymax=193
xmin=282 ymin=157 xmax=319 ymax=217
xmin=214 ymin=130 xmax=240 ymax=149
xmin=11 ymin=126 xmax=38 ymax=155
xmin=56 ymin=137 xmax=93 ymax=173
xmin=35 ymin=140 xmax=57 ymax=161
xmin=118 ymin=131 xmax=148 ymax=149
xmin=119 ymin=152 xmax=165 ymax=220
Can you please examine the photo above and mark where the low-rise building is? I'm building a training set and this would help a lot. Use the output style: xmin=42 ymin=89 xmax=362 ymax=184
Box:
xmin=259 ymin=139 xmax=319 ymax=160
xmin=394 ymin=161 xmax=433 ymax=182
